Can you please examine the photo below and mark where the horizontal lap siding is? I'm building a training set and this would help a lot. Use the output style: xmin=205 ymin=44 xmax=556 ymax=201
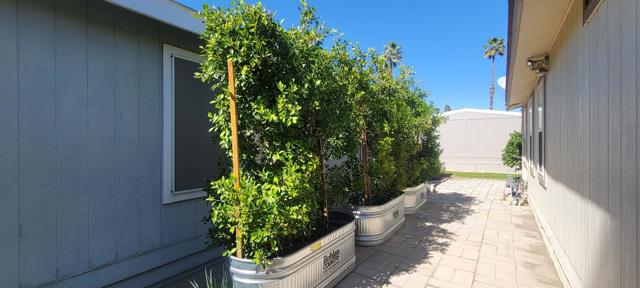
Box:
xmin=0 ymin=0 xmax=213 ymax=286
xmin=525 ymin=0 xmax=638 ymax=287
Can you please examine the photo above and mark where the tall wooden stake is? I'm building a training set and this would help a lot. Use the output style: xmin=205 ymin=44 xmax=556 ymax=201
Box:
xmin=361 ymin=127 xmax=371 ymax=202
xmin=227 ymin=58 xmax=243 ymax=258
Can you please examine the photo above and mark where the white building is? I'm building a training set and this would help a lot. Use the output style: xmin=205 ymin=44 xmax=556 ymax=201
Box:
xmin=438 ymin=108 xmax=521 ymax=174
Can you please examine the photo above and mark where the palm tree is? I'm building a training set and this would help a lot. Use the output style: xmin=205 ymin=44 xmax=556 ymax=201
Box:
xmin=484 ymin=37 xmax=505 ymax=110
xmin=383 ymin=41 xmax=402 ymax=77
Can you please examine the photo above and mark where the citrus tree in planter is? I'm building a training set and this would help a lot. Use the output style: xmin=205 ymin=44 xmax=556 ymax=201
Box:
xmin=197 ymin=1 xmax=360 ymax=286
xmin=325 ymin=49 xmax=442 ymax=245
xmin=198 ymin=1 xmax=323 ymax=266
xmin=398 ymin=73 xmax=443 ymax=213
xmin=197 ymin=0 xmax=443 ymax=281
xmin=407 ymin=95 xmax=443 ymax=181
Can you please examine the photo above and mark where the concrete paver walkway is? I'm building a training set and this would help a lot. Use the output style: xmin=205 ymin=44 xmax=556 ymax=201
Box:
xmin=337 ymin=178 xmax=563 ymax=288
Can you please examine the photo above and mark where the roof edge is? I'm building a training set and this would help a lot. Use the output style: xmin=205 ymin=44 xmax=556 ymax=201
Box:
xmin=105 ymin=0 xmax=204 ymax=35
xmin=505 ymin=0 xmax=522 ymax=110
xmin=442 ymin=108 xmax=521 ymax=117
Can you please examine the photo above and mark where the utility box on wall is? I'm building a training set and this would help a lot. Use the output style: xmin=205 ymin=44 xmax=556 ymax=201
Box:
xmin=438 ymin=108 xmax=521 ymax=174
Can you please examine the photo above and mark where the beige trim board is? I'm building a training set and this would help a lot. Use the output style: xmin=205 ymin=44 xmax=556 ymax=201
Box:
xmin=528 ymin=191 xmax=582 ymax=288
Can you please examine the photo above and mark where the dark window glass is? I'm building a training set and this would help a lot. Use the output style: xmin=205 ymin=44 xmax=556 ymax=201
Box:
xmin=174 ymin=57 xmax=222 ymax=192
xmin=584 ymin=0 xmax=602 ymax=22
xmin=538 ymin=131 xmax=544 ymax=170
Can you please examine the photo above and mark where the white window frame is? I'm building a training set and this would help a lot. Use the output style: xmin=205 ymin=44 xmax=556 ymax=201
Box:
xmin=527 ymin=97 xmax=534 ymax=174
xmin=522 ymin=102 xmax=528 ymax=163
xmin=162 ymin=44 xmax=206 ymax=204
xmin=535 ymin=77 xmax=546 ymax=184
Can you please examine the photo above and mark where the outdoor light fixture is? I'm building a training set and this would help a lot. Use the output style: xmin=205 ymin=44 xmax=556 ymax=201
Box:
xmin=526 ymin=54 xmax=549 ymax=76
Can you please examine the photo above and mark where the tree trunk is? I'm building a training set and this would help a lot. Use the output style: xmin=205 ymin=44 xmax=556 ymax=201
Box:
xmin=310 ymin=112 xmax=329 ymax=228
xmin=389 ymin=58 xmax=393 ymax=77
xmin=316 ymin=136 xmax=329 ymax=228
xmin=490 ymin=58 xmax=495 ymax=110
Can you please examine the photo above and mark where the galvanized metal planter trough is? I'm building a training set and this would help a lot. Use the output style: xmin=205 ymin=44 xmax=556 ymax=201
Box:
xmin=427 ymin=181 xmax=437 ymax=193
xmin=228 ymin=211 xmax=356 ymax=288
xmin=403 ymin=183 xmax=428 ymax=214
xmin=347 ymin=194 xmax=405 ymax=246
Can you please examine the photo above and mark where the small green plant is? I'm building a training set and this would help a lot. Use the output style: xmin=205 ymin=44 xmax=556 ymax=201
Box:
xmin=189 ymin=268 xmax=228 ymax=288
xmin=502 ymin=131 xmax=523 ymax=171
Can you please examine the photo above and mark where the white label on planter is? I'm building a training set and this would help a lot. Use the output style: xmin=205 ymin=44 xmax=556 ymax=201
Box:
xmin=323 ymin=249 xmax=340 ymax=272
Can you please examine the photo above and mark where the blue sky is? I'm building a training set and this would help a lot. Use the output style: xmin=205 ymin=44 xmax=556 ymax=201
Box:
xmin=178 ymin=1 xmax=509 ymax=111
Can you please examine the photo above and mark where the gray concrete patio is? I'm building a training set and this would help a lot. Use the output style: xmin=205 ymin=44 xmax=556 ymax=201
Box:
xmin=336 ymin=178 xmax=563 ymax=288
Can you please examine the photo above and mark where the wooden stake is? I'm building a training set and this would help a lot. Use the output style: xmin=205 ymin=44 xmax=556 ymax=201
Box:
xmin=361 ymin=127 xmax=371 ymax=202
xmin=227 ymin=58 xmax=243 ymax=258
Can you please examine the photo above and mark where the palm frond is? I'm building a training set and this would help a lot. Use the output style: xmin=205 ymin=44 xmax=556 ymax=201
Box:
xmin=483 ymin=37 xmax=505 ymax=60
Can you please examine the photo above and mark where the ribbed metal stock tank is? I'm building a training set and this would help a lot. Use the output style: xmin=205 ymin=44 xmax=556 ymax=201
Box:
xmin=348 ymin=194 xmax=405 ymax=246
xmin=228 ymin=211 xmax=356 ymax=288
xmin=427 ymin=182 xmax=437 ymax=193
xmin=403 ymin=183 xmax=428 ymax=214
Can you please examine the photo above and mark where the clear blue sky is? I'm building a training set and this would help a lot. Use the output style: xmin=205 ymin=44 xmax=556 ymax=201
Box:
xmin=178 ymin=0 xmax=509 ymax=111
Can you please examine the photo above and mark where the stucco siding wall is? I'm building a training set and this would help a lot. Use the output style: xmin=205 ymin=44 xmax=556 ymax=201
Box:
xmin=0 ymin=1 xmax=217 ymax=287
xmin=438 ymin=110 xmax=521 ymax=173
xmin=523 ymin=0 xmax=638 ymax=287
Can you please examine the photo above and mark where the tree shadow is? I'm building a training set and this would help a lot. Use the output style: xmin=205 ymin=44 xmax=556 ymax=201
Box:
xmin=174 ymin=182 xmax=479 ymax=288
xmin=339 ymin=185 xmax=478 ymax=288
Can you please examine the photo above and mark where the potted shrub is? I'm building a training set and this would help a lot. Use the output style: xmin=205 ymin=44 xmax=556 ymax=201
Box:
xmin=403 ymin=87 xmax=443 ymax=213
xmin=198 ymin=2 xmax=356 ymax=286
xmin=328 ymin=52 xmax=421 ymax=246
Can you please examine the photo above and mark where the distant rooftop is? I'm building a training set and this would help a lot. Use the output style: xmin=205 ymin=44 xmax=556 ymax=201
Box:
xmin=442 ymin=108 xmax=521 ymax=117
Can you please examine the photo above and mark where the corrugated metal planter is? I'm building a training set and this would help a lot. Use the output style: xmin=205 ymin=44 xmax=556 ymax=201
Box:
xmin=228 ymin=211 xmax=356 ymax=288
xmin=427 ymin=182 xmax=437 ymax=193
xmin=348 ymin=194 xmax=405 ymax=246
xmin=403 ymin=183 xmax=428 ymax=214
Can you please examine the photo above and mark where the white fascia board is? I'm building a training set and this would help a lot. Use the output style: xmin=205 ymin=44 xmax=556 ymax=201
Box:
xmin=442 ymin=108 xmax=521 ymax=117
xmin=105 ymin=0 xmax=204 ymax=35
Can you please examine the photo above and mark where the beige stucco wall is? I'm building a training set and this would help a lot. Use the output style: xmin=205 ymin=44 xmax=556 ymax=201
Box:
xmin=438 ymin=109 xmax=521 ymax=173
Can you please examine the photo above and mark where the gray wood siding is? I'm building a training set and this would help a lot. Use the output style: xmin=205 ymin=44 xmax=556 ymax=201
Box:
xmin=523 ymin=0 xmax=639 ymax=287
xmin=0 ymin=1 xmax=213 ymax=287
xmin=0 ymin=0 xmax=20 ymax=287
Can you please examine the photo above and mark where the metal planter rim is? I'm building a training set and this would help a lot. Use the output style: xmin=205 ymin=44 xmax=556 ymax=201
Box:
xmin=228 ymin=211 xmax=356 ymax=287
xmin=346 ymin=194 xmax=406 ymax=246
xmin=403 ymin=183 xmax=428 ymax=214
xmin=403 ymin=183 xmax=426 ymax=194
xmin=348 ymin=193 xmax=405 ymax=215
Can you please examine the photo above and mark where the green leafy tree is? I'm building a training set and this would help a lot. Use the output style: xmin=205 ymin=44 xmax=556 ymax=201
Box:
xmin=197 ymin=0 xmax=444 ymax=265
xmin=328 ymin=49 xmax=443 ymax=205
xmin=198 ymin=2 xmax=323 ymax=265
xmin=444 ymin=105 xmax=452 ymax=112
xmin=483 ymin=37 xmax=505 ymax=110
xmin=502 ymin=131 xmax=522 ymax=170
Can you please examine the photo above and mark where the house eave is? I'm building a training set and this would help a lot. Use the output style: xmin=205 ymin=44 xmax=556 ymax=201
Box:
xmin=105 ymin=0 xmax=204 ymax=35
xmin=506 ymin=0 xmax=573 ymax=110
